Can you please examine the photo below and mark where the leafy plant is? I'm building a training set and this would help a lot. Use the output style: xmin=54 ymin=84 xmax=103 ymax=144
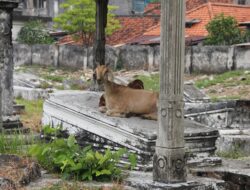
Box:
xmin=42 ymin=125 xmax=63 ymax=136
xmin=205 ymin=14 xmax=248 ymax=45
xmin=29 ymin=130 xmax=137 ymax=181
xmin=17 ymin=20 xmax=54 ymax=45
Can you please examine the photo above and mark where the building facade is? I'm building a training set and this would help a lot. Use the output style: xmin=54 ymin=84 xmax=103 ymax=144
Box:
xmin=12 ymin=0 xmax=64 ymax=40
xmin=109 ymin=0 xmax=155 ymax=15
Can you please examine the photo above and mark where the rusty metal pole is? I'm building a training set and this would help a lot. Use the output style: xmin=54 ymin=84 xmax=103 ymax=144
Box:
xmin=153 ymin=0 xmax=187 ymax=183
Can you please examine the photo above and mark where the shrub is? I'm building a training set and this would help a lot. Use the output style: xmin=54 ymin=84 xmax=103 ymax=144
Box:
xmin=29 ymin=126 xmax=137 ymax=181
xmin=205 ymin=14 xmax=248 ymax=45
xmin=17 ymin=20 xmax=54 ymax=45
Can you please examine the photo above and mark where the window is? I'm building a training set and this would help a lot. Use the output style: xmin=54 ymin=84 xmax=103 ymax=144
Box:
xmin=33 ymin=0 xmax=47 ymax=8
xmin=133 ymin=0 xmax=146 ymax=13
xmin=238 ymin=0 xmax=246 ymax=4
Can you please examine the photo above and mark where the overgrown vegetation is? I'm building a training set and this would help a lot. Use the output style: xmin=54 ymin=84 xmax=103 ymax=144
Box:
xmin=194 ymin=70 xmax=250 ymax=89
xmin=205 ymin=14 xmax=250 ymax=45
xmin=17 ymin=20 xmax=54 ymax=45
xmin=0 ymin=131 xmax=29 ymax=155
xmin=29 ymin=126 xmax=137 ymax=182
xmin=15 ymin=98 xmax=44 ymax=132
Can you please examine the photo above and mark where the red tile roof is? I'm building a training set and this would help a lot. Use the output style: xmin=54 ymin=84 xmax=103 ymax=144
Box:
xmin=106 ymin=16 xmax=160 ymax=46
xmin=186 ymin=0 xmax=233 ymax=11
xmin=144 ymin=2 xmax=161 ymax=15
xmin=135 ymin=2 xmax=250 ymax=43
xmin=58 ymin=2 xmax=250 ymax=46
xmin=186 ymin=3 xmax=250 ymax=37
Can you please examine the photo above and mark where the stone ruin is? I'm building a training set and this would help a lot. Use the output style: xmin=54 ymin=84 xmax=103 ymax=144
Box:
xmin=42 ymin=89 xmax=221 ymax=171
xmin=0 ymin=0 xmax=24 ymax=132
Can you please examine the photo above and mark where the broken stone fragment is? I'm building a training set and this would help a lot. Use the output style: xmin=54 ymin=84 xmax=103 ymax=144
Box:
xmin=0 ymin=177 xmax=16 ymax=190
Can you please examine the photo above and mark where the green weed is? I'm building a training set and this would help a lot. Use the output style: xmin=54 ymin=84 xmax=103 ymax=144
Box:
xmin=42 ymin=75 xmax=65 ymax=83
xmin=29 ymin=126 xmax=137 ymax=182
xmin=0 ymin=130 xmax=29 ymax=155
xmin=135 ymin=74 xmax=159 ymax=91
xmin=216 ymin=144 xmax=245 ymax=159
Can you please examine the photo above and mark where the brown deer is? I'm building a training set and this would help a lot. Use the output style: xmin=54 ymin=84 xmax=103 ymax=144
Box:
xmin=94 ymin=65 xmax=158 ymax=120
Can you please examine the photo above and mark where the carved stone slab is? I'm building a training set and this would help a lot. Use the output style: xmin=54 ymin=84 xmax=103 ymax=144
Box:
xmin=42 ymin=91 xmax=219 ymax=170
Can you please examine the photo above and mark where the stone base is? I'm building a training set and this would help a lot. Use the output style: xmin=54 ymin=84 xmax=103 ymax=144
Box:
xmin=190 ymin=159 xmax=250 ymax=190
xmin=1 ymin=115 xmax=28 ymax=134
xmin=153 ymin=148 xmax=187 ymax=183
xmin=216 ymin=129 xmax=250 ymax=157
xmin=3 ymin=115 xmax=22 ymax=128
xmin=125 ymin=171 xmax=225 ymax=190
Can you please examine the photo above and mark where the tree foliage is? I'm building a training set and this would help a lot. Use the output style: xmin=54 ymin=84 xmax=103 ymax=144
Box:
xmin=53 ymin=0 xmax=120 ymax=46
xmin=17 ymin=20 xmax=54 ymax=45
xmin=205 ymin=14 xmax=250 ymax=45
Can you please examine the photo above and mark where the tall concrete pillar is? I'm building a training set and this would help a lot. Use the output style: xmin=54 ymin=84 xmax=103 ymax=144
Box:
xmin=153 ymin=0 xmax=186 ymax=183
xmin=0 ymin=0 xmax=19 ymax=128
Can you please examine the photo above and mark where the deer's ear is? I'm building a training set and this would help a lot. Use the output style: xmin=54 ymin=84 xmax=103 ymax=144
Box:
xmin=107 ymin=72 xmax=114 ymax=81
xmin=103 ymin=68 xmax=113 ymax=81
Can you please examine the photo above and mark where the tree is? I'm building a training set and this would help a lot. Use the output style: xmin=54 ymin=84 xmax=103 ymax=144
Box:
xmin=17 ymin=20 xmax=54 ymax=45
xmin=53 ymin=0 xmax=120 ymax=48
xmin=205 ymin=14 xmax=249 ymax=45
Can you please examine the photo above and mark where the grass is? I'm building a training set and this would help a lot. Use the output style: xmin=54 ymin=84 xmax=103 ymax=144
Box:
xmin=15 ymin=98 xmax=44 ymax=132
xmin=195 ymin=70 xmax=250 ymax=89
xmin=42 ymin=75 xmax=65 ymax=83
xmin=216 ymin=144 xmax=245 ymax=159
xmin=0 ymin=131 xmax=30 ymax=155
xmin=210 ymin=95 xmax=241 ymax=102
xmin=135 ymin=74 xmax=159 ymax=91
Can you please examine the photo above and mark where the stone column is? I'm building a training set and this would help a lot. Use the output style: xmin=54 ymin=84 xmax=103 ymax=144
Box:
xmin=0 ymin=0 xmax=19 ymax=128
xmin=153 ymin=0 xmax=186 ymax=183
xmin=93 ymin=0 xmax=108 ymax=68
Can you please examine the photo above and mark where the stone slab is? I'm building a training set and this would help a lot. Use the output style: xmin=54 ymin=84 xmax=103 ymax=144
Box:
xmin=43 ymin=91 xmax=218 ymax=140
xmin=216 ymin=132 xmax=250 ymax=156
xmin=14 ymin=86 xmax=51 ymax=100
xmin=125 ymin=171 xmax=226 ymax=190
xmin=184 ymin=83 xmax=210 ymax=103
xmin=190 ymin=159 xmax=250 ymax=189
xmin=43 ymin=91 xmax=219 ymax=170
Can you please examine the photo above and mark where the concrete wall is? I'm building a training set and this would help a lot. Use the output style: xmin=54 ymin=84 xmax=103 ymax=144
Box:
xmin=234 ymin=45 xmax=250 ymax=70
xmin=13 ymin=44 xmax=250 ymax=73
xmin=186 ymin=46 xmax=231 ymax=74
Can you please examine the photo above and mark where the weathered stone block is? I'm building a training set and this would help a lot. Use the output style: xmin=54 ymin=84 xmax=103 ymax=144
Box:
xmin=58 ymin=45 xmax=84 ymax=69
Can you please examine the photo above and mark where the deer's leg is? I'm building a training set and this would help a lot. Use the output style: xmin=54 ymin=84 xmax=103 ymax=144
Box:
xmin=106 ymin=109 xmax=126 ymax=118
xmin=141 ymin=112 xmax=158 ymax=120
xmin=99 ymin=106 xmax=107 ymax=113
